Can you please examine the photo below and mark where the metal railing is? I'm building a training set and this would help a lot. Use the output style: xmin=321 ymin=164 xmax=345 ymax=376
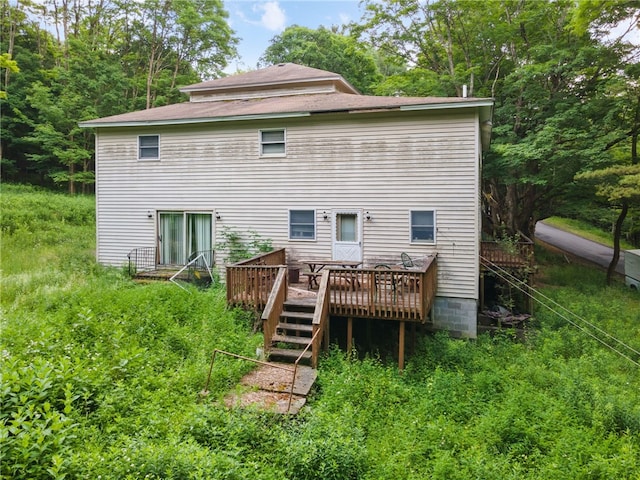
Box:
xmin=188 ymin=249 xmax=215 ymax=271
xmin=127 ymin=246 xmax=157 ymax=275
xmin=201 ymin=349 xmax=303 ymax=414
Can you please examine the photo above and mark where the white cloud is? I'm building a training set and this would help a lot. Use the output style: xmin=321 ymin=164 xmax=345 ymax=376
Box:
xmin=338 ymin=12 xmax=351 ymax=24
xmin=254 ymin=1 xmax=286 ymax=32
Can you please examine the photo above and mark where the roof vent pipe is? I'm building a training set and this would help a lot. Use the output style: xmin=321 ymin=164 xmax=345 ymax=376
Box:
xmin=462 ymin=85 xmax=468 ymax=98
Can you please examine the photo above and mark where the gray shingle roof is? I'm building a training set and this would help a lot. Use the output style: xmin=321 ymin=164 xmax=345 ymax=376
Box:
xmin=79 ymin=63 xmax=493 ymax=127
xmin=180 ymin=63 xmax=358 ymax=94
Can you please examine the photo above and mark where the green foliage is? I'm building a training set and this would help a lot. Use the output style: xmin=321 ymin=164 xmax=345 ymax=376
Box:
xmin=358 ymin=0 xmax=640 ymax=238
xmin=2 ymin=185 xmax=640 ymax=478
xmin=260 ymin=26 xmax=382 ymax=94
xmin=1 ymin=0 xmax=237 ymax=191
xmin=216 ymin=227 xmax=273 ymax=263
xmin=0 ymin=357 xmax=78 ymax=479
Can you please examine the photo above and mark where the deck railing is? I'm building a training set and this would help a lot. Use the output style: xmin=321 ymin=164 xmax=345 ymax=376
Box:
xmin=328 ymin=255 xmax=437 ymax=322
xmin=226 ymin=249 xmax=287 ymax=309
xmin=227 ymin=249 xmax=438 ymax=323
xmin=481 ymin=234 xmax=534 ymax=268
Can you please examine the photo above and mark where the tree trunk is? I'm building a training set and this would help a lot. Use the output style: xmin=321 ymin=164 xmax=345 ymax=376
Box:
xmin=607 ymin=202 xmax=627 ymax=285
xmin=608 ymin=95 xmax=639 ymax=284
xmin=69 ymin=162 xmax=75 ymax=194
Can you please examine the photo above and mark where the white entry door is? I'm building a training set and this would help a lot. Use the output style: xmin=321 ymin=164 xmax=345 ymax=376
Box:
xmin=332 ymin=210 xmax=363 ymax=261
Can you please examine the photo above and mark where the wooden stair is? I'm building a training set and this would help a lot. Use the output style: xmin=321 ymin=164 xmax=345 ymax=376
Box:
xmin=267 ymin=299 xmax=315 ymax=365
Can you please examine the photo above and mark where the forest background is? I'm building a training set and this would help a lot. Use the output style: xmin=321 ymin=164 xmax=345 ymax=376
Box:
xmin=1 ymin=0 xmax=639 ymax=252
xmin=2 ymin=2 xmax=640 ymax=478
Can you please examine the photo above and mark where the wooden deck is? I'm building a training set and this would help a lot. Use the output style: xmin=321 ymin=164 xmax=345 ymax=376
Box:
xmin=228 ymin=253 xmax=438 ymax=370
xmin=481 ymin=236 xmax=534 ymax=269
xmin=227 ymin=253 xmax=437 ymax=324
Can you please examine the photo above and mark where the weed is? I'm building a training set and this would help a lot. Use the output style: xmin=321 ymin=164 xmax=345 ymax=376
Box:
xmin=2 ymin=184 xmax=640 ymax=479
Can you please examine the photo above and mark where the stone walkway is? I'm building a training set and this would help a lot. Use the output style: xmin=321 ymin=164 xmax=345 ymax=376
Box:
xmin=223 ymin=362 xmax=318 ymax=415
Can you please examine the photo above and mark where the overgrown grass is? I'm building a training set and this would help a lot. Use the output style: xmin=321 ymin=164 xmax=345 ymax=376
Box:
xmin=2 ymin=184 xmax=640 ymax=479
xmin=543 ymin=216 xmax=636 ymax=250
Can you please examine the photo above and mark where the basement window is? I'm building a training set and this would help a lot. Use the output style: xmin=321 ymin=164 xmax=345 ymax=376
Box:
xmin=260 ymin=129 xmax=286 ymax=156
xmin=289 ymin=210 xmax=315 ymax=240
xmin=410 ymin=210 xmax=436 ymax=243
xmin=138 ymin=135 xmax=159 ymax=160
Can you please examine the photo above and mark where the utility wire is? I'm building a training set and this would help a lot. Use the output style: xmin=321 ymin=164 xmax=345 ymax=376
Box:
xmin=481 ymin=256 xmax=640 ymax=368
xmin=484 ymin=257 xmax=640 ymax=357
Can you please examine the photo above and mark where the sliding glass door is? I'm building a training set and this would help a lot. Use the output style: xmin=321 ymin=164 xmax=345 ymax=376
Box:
xmin=158 ymin=212 xmax=212 ymax=266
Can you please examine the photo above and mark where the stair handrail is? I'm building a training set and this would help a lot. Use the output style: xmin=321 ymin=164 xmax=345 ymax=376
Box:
xmin=311 ymin=270 xmax=331 ymax=369
xmin=202 ymin=349 xmax=301 ymax=414
xmin=202 ymin=347 xmax=315 ymax=415
xmin=261 ymin=266 xmax=288 ymax=353
xmin=287 ymin=327 xmax=323 ymax=412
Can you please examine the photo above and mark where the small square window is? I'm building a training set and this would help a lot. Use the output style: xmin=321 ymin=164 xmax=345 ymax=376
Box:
xmin=261 ymin=129 xmax=285 ymax=156
xmin=289 ymin=210 xmax=315 ymax=240
xmin=139 ymin=135 xmax=159 ymax=160
xmin=411 ymin=210 xmax=435 ymax=243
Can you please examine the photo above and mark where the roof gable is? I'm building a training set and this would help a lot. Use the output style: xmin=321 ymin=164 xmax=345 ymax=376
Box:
xmin=79 ymin=63 xmax=494 ymax=150
xmin=180 ymin=63 xmax=360 ymax=101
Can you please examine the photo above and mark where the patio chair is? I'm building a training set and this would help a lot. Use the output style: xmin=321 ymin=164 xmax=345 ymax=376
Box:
xmin=374 ymin=264 xmax=397 ymax=303
xmin=401 ymin=252 xmax=414 ymax=269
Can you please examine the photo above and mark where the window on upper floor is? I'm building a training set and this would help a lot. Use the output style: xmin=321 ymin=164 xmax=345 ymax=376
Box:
xmin=260 ymin=129 xmax=286 ymax=156
xmin=410 ymin=210 xmax=436 ymax=243
xmin=138 ymin=135 xmax=159 ymax=160
xmin=289 ymin=209 xmax=315 ymax=240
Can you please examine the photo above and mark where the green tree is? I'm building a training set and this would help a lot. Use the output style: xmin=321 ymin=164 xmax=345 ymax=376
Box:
xmin=1 ymin=0 xmax=238 ymax=190
xmin=259 ymin=25 xmax=381 ymax=94
xmin=358 ymin=0 xmax=639 ymax=239
xmin=120 ymin=0 xmax=237 ymax=109
xmin=575 ymin=62 xmax=640 ymax=283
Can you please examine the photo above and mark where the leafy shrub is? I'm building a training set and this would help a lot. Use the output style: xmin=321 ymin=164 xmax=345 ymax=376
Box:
xmin=216 ymin=227 xmax=273 ymax=263
xmin=0 ymin=356 xmax=78 ymax=479
xmin=2 ymin=184 xmax=640 ymax=479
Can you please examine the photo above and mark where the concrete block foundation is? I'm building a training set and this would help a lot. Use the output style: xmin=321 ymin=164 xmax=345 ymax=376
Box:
xmin=432 ymin=297 xmax=478 ymax=339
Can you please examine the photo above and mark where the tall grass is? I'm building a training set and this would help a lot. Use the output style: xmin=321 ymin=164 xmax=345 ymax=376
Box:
xmin=2 ymin=184 xmax=639 ymax=479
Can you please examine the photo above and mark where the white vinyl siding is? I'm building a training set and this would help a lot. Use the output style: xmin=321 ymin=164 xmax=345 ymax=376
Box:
xmin=138 ymin=135 xmax=159 ymax=160
xmin=260 ymin=129 xmax=285 ymax=156
xmin=94 ymin=109 xmax=481 ymax=299
xmin=289 ymin=210 xmax=315 ymax=240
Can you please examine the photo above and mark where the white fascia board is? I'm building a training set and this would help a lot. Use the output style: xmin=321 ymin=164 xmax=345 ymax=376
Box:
xmin=400 ymin=99 xmax=494 ymax=112
xmin=79 ymin=111 xmax=311 ymax=128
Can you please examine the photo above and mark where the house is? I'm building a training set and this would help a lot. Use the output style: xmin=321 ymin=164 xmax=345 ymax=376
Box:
xmin=80 ymin=63 xmax=494 ymax=340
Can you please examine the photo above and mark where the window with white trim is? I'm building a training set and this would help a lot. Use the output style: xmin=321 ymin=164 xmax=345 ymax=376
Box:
xmin=410 ymin=210 xmax=435 ymax=243
xmin=289 ymin=210 xmax=315 ymax=240
xmin=138 ymin=135 xmax=159 ymax=160
xmin=260 ymin=129 xmax=285 ymax=156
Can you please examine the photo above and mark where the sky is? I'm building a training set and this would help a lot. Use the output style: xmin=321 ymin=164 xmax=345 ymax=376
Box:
xmin=223 ymin=0 xmax=366 ymax=73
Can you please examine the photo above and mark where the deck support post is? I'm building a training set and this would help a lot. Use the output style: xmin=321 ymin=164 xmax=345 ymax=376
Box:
xmin=324 ymin=320 xmax=330 ymax=352
xmin=347 ymin=317 xmax=353 ymax=352
xmin=411 ymin=321 xmax=416 ymax=354
xmin=399 ymin=321 xmax=405 ymax=371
